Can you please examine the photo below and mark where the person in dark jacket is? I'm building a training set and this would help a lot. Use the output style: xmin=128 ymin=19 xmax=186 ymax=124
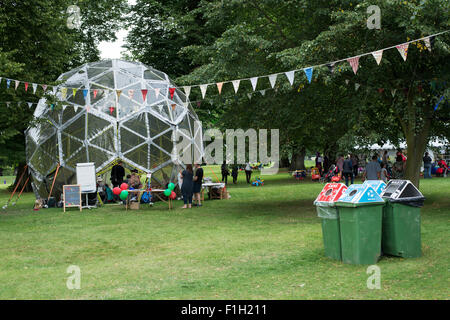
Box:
xmin=342 ymin=154 xmax=354 ymax=186
xmin=423 ymin=152 xmax=432 ymax=179
xmin=110 ymin=160 xmax=125 ymax=188
xmin=221 ymin=161 xmax=229 ymax=184
xmin=193 ymin=163 xmax=204 ymax=207
xmin=181 ymin=164 xmax=194 ymax=209
xmin=231 ymin=165 xmax=239 ymax=184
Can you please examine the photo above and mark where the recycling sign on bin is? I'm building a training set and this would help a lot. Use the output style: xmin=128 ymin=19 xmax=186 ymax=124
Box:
xmin=337 ymin=184 xmax=384 ymax=204
xmin=314 ymin=183 xmax=347 ymax=205
xmin=362 ymin=180 xmax=386 ymax=195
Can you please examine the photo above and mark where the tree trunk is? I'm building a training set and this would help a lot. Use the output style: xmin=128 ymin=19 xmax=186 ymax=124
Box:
xmin=289 ymin=146 xmax=306 ymax=171
xmin=11 ymin=163 xmax=32 ymax=193
xmin=280 ymin=156 xmax=290 ymax=168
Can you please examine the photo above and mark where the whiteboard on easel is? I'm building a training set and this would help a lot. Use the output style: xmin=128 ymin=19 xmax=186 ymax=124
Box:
xmin=76 ymin=163 xmax=96 ymax=192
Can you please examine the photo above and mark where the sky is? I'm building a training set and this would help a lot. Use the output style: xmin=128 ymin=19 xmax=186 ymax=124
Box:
xmin=98 ymin=0 xmax=136 ymax=60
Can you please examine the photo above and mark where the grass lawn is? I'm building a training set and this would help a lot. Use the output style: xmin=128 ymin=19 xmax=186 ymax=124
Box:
xmin=0 ymin=168 xmax=448 ymax=299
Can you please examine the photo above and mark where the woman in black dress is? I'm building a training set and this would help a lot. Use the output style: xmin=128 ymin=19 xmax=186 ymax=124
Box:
xmin=181 ymin=164 xmax=194 ymax=209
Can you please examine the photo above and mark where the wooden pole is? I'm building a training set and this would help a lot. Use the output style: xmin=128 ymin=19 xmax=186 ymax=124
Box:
xmin=48 ymin=163 xmax=61 ymax=202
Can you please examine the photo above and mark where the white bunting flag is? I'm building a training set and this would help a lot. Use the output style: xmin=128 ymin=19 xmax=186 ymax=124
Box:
xmin=396 ymin=43 xmax=409 ymax=61
xmin=155 ymin=88 xmax=160 ymax=98
xmin=345 ymin=79 xmax=350 ymax=85
xmin=355 ymin=83 xmax=361 ymax=91
xmin=32 ymin=83 xmax=38 ymax=94
xmin=42 ymin=84 xmax=48 ymax=92
xmin=269 ymin=74 xmax=277 ymax=88
xmin=391 ymin=89 xmax=397 ymax=97
xmin=0 ymin=77 xmax=2 ymax=85
xmin=216 ymin=82 xmax=223 ymax=94
xmin=52 ymin=87 xmax=57 ymax=95
xmin=424 ymin=37 xmax=432 ymax=52
xmin=250 ymin=77 xmax=258 ymax=91
xmin=74 ymin=105 xmax=78 ymax=113
xmin=62 ymin=104 xmax=67 ymax=111
xmin=128 ymin=89 xmax=135 ymax=100
xmin=15 ymin=80 xmax=20 ymax=90
xmin=260 ymin=90 xmax=266 ymax=96
xmin=27 ymin=102 xmax=33 ymax=108
xmin=285 ymin=71 xmax=295 ymax=86
xmin=247 ymin=93 xmax=252 ymax=100
xmin=183 ymin=86 xmax=191 ymax=98
xmin=347 ymin=56 xmax=360 ymax=75
xmin=200 ymin=84 xmax=208 ymax=99
xmin=372 ymin=50 xmax=383 ymax=65
xmin=232 ymin=80 xmax=240 ymax=93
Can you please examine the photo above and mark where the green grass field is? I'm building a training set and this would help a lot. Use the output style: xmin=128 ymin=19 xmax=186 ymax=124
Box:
xmin=0 ymin=168 xmax=449 ymax=299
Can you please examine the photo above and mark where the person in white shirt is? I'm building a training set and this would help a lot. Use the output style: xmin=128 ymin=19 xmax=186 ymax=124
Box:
xmin=245 ymin=162 xmax=252 ymax=184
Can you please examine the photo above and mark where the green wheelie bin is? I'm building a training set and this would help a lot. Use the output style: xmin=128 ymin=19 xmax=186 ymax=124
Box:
xmin=335 ymin=184 xmax=385 ymax=265
xmin=314 ymin=183 xmax=348 ymax=261
xmin=380 ymin=180 xmax=425 ymax=258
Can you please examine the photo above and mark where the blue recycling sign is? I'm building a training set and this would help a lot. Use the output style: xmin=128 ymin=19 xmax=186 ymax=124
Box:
xmin=362 ymin=180 xmax=387 ymax=195
xmin=337 ymin=184 xmax=384 ymax=204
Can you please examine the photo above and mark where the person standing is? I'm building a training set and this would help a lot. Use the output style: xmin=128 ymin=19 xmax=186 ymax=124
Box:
xmin=363 ymin=155 xmax=381 ymax=181
xmin=193 ymin=163 xmax=204 ymax=207
xmin=382 ymin=150 xmax=388 ymax=166
xmin=323 ymin=155 xmax=330 ymax=174
xmin=110 ymin=160 xmax=125 ymax=188
xmin=342 ymin=154 xmax=354 ymax=186
xmin=231 ymin=165 xmax=239 ymax=184
xmin=351 ymin=154 xmax=359 ymax=177
xmin=245 ymin=162 xmax=252 ymax=184
xmin=392 ymin=155 xmax=406 ymax=179
xmin=423 ymin=152 xmax=432 ymax=179
xmin=180 ymin=165 xmax=194 ymax=209
xmin=221 ymin=161 xmax=229 ymax=184
xmin=380 ymin=163 xmax=388 ymax=182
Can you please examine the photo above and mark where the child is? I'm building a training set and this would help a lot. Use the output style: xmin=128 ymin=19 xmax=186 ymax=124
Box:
xmin=380 ymin=163 xmax=388 ymax=183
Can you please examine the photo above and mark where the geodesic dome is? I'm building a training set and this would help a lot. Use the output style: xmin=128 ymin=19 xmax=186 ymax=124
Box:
xmin=26 ymin=59 xmax=203 ymax=200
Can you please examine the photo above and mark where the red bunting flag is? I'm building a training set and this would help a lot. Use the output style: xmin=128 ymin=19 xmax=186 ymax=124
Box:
xmin=93 ymin=89 xmax=98 ymax=99
xmin=109 ymin=106 xmax=115 ymax=115
xmin=347 ymin=56 xmax=360 ymax=75
xmin=25 ymin=82 xmax=29 ymax=92
xmin=141 ymin=89 xmax=148 ymax=101
xmin=169 ymin=87 xmax=175 ymax=99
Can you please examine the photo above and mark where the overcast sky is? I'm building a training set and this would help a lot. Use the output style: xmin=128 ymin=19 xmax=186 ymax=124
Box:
xmin=98 ymin=0 xmax=136 ymax=60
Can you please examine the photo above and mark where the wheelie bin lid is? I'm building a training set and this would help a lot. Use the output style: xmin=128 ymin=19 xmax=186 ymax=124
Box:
xmin=362 ymin=180 xmax=387 ymax=195
xmin=380 ymin=180 xmax=425 ymax=206
xmin=336 ymin=184 xmax=385 ymax=207
xmin=313 ymin=183 xmax=347 ymax=207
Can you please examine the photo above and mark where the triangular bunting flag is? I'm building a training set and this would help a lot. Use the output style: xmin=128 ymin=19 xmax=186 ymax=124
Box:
xmin=15 ymin=80 xmax=20 ymax=90
xmin=109 ymin=106 xmax=114 ymax=115
xmin=396 ymin=43 xmax=409 ymax=61
xmin=347 ymin=56 xmax=360 ymax=75
xmin=61 ymin=88 xmax=67 ymax=100
xmin=216 ymin=82 xmax=223 ymax=94
xmin=141 ymin=89 xmax=148 ymax=101
xmin=269 ymin=74 xmax=277 ymax=88
xmin=74 ymin=105 xmax=78 ymax=113
xmin=27 ymin=102 xmax=33 ymax=108
xmin=372 ymin=50 xmax=383 ymax=65
xmin=232 ymin=80 xmax=240 ymax=93
xmin=93 ymin=89 xmax=98 ymax=99
xmin=128 ymin=89 xmax=134 ymax=100
xmin=25 ymin=82 xmax=29 ymax=91
xmin=72 ymin=88 xmax=77 ymax=97
xmin=250 ymin=77 xmax=258 ymax=91
xmin=424 ymin=36 xmax=435 ymax=52
xmin=304 ymin=67 xmax=313 ymax=84
xmin=326 ymin=63 xmax=335 ymax=73
xmin=42 ymin=84 xmax=47 ymax=92
xmin=345 ymin=79 xmax=350 ymax=85
xmin=62 ymin=104 xmax=67 ymax=111
xmin=183 ymin=86 xmax=191 ymax=98
xmin=32 ymin=83 xmax=38 ymax=94
xmin=155 ymin=88 xmax=160 ymax=98
xmin=285 ymin=71 xmax=295 ymax=86
xmin=260 ymin=90 xmax=266 ymax=96
xmin=247 ymin=93 xmax=252 ymax=100
xmin=200 ymin=84 xmax=208 ymax=99
xmin=52 ymin=87 xmax=57 ymax=95
xmin=83 ymin=89 xmax=88 ymax=100
xmin=0 ymin=77 xmax=2 ymax=85
xmin=116 ymin=90 xmax=122 ymax=99
xmin=86 ymin=105 xmax=90 ymax=113
xmin=355 ymin=83 xmax=361 ymax=91
xmin=169 ymin=87 xmax=175 ymax=99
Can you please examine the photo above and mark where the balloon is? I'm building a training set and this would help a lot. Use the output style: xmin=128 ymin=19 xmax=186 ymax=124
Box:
xmin=164 ymin=189 xmax=171 ymax=197
xmin=113 ymin=187 xmax=122 ymax=195
xmin=119 ymin=190 xmax=129 ymax=200
xmin=120 ymin=183 xmax=129 ymax=190
xmin=170 ymin=191 xmax=176 ymax=200
xmin=168 ymin=182 xmax=175 ymax=190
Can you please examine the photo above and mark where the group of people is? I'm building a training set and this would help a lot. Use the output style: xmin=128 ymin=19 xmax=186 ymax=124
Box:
xmin=221 ymin=162 xmax=254 ymax=184
xmin=179 ymin=163 xmax=204 ymax=209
